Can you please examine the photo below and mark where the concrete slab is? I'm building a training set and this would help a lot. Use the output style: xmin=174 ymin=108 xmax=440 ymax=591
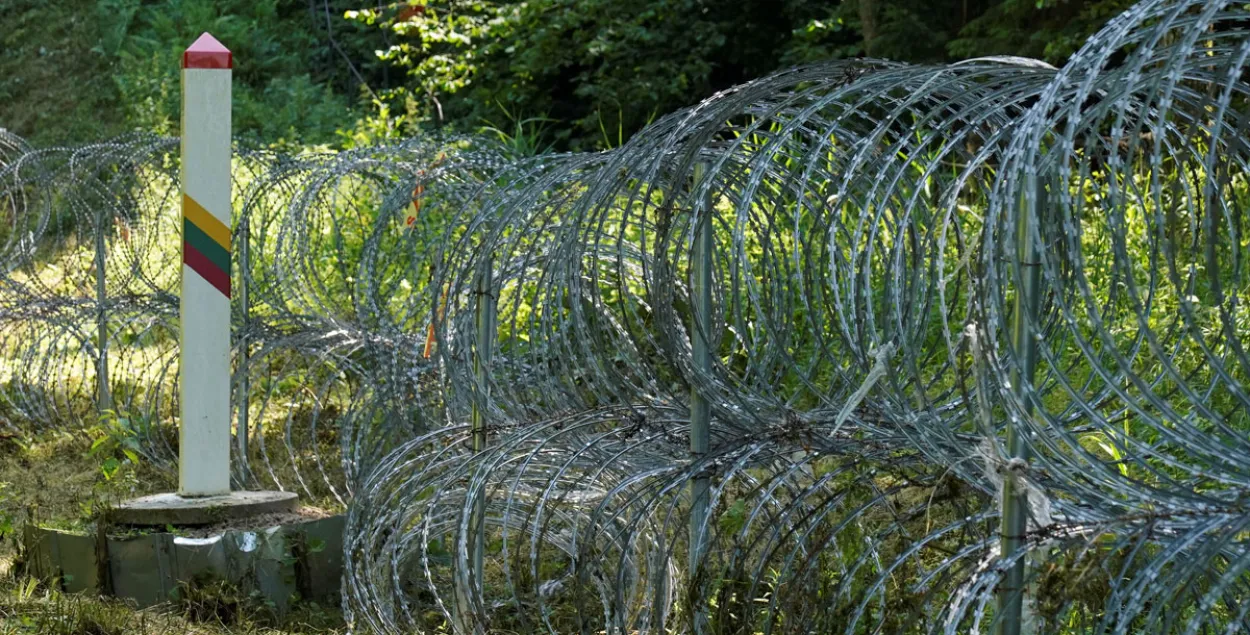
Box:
xmin=109 ymin=491 xmax=298 ymax=526
xmin=108 ymin=533 xmax=177 ymax=607
xmin=54 ymin=530 xmax=100 ymax=593
xmin=21 ymin=525 xmax=58 ymax=581
xmin=172 ymin=533 xmax=229 ymax=584
xmin=293 ymin=516 xmax=345 ymax=604
xmin=253 ymin=526 xmax=298 ymax=613
xmin=22 ymin=512 xmax=345 ymax=613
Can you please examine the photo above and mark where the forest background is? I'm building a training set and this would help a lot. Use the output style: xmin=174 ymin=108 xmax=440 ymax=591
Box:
xmin=0 ymin=0 xmax=1131 ymax=152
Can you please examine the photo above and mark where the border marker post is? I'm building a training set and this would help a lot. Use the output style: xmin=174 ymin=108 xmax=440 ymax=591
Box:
xmin=179 ymin=32 xmax=233 ymax=497
xmin=112 ymin=32 xmax=295 ymax=531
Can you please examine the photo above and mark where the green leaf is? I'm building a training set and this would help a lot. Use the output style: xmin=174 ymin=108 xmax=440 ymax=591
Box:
xmin=718 ymin=499 xmax=748 ymax=535
xmin=101 ymin=457 xmax=121 ymax=480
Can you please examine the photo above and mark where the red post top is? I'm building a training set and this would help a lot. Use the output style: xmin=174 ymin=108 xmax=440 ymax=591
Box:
xmin=183 ymin=33 xmax=232 ymax=70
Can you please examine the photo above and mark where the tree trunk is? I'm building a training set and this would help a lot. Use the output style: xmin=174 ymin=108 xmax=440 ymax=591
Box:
xmin=859 ymin=0 xmax=880 ymax=57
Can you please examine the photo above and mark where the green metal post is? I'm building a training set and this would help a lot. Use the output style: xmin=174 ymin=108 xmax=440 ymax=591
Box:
xmin=96 ymin=209 xmax=111 ymax=414
xmin=996 ymin=174 xmax=1044 ymax=635
xmin=689 ymin=162 xmax=712 ymax=633
xmin=466 ymin=262 xmax=495 ymax=627
xmin=652 ymin=529 xmax=668 ymax=632
xmin=236 ymin=216 xmax=250 ymax=474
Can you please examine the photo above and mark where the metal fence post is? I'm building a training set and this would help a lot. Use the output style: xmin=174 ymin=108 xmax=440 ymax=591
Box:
xmin=236 ymin=214 xmax=250 ymax=477
xmin=689 ymin=161 xmax=713 ymax=633
xmin=996 ymin=173 xmax=1044 ymax=635
xmin=95 ymin=208 xmax=111 ymax=414
xmin=461 ymin=259 xmax=495 ymax=632
xmin=651 ymin=529 xmax=668 ymax=632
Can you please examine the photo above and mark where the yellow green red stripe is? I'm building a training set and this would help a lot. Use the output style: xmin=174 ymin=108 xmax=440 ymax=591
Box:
xmin=183 ymin=194 xmax=230 ymax=249
xmin=182 ymin=193 xmax=231 ymax=297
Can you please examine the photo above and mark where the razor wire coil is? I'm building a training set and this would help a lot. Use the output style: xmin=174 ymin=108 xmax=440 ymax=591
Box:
xmin=4 ymin=0 xmax=1250 ymax=632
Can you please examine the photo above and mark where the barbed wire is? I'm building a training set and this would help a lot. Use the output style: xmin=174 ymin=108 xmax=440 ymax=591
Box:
xmin=345 ymin=57 xmax=1060 ymax=634
xmin=0 ymin=133 xmax=512 ymax=500
xmin=4 ymin=0 xmax=1250 ymax=632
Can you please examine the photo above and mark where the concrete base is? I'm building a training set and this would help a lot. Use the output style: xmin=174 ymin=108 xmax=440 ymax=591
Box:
xmin=110 ymin=491 xmax=298 ymax=526
xmin=21 ymin=515 xmax=344 ymax=611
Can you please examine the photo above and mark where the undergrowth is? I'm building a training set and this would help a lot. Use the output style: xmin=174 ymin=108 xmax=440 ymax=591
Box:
xmin=0 ymin=572 xmax=345 ymax=634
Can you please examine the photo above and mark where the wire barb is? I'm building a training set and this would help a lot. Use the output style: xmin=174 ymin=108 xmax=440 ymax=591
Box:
xmin=4 ymin=1 xmax=1250 ymax=632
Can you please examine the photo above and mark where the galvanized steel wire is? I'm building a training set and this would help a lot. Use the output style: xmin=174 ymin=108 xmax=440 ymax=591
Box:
xmin=4 ymin=0 xmax=1250 ymax=632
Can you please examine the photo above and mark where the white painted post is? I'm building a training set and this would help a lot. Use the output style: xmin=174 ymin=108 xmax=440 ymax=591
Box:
xmin=179 ymin=33 xmax=233 ymax=497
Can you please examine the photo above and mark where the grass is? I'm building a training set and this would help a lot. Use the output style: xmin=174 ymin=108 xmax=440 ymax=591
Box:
xmin=2 ymin=109 xmax=1247 ymax=631
xmin=0 ymin=432 xmax=347 ymax=635
xmin=0 ymin=571 xmax=346 ymax=634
